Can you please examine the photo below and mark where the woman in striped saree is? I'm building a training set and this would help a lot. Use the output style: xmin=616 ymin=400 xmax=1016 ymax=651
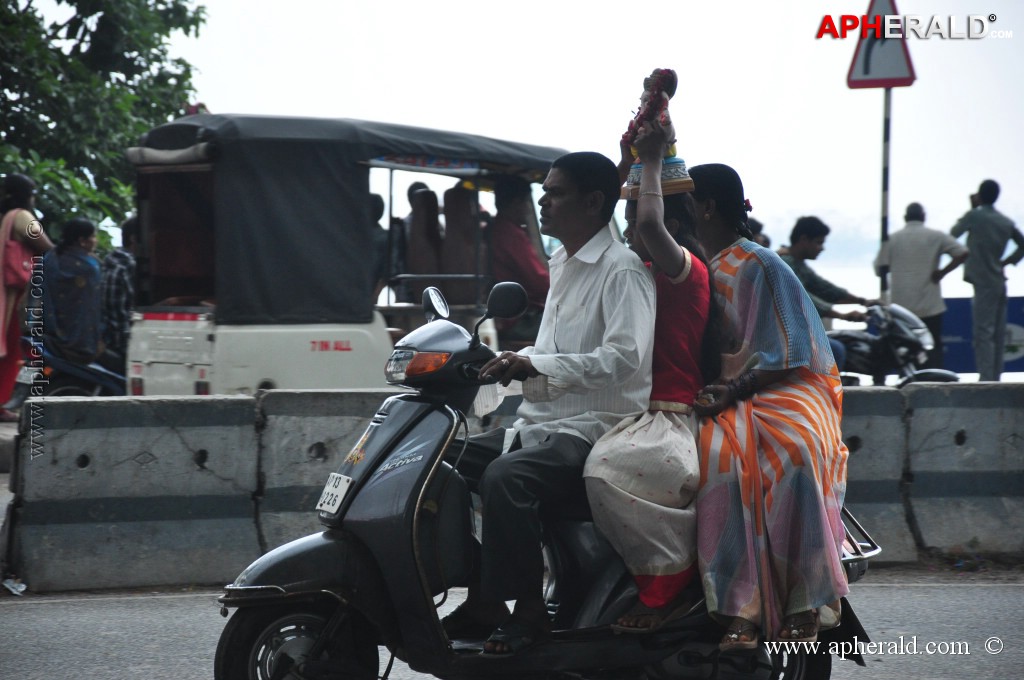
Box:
xmin=688 ymin=164 xmax=849 ymax=652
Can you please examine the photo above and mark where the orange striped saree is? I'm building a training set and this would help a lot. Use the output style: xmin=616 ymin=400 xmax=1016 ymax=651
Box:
xmin=697 ymin=240 xmax=849 ymax=640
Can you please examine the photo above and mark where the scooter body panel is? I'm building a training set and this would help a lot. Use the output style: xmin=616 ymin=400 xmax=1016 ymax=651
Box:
xmin=317 ymin=395 xmax=436 ymax=527
xmin=341 ymin=404 xmax=476 ymax=669
xmin=545 ymin=519 xmax=638 ymax=630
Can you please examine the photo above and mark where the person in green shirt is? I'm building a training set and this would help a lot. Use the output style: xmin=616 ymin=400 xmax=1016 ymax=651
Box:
xmin=950 ymin=180 xmax=1024 ymax=381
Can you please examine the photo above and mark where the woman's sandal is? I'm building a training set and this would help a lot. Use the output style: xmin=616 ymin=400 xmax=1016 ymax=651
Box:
xmin=610 ymin=595 xmax=696 ymax=634
xmin=719 ymin=617 xmax=760 ymax=652
xmin=780 ymin=610 xmax=819 ymax=643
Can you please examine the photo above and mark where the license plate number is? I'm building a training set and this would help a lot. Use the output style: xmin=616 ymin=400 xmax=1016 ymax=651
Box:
xmin=315 ymin=473 xmax=353 ymax=513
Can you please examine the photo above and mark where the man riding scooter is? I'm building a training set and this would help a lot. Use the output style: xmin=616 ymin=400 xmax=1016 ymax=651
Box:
xmin=442 ymin=151 xmax=656 ymax=655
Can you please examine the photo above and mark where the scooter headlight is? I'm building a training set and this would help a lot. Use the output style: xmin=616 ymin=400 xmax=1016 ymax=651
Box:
xmin=385 ymin=349 xmax=451 ymax=383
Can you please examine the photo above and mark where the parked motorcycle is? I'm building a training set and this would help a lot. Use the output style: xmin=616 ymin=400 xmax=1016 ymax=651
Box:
xmin=214 ymin=283 xmax=881 ymax=680
xmin=828 ymin=303 xmax=960 ymax=387
xmin=2 ymin=337 xmax=125 ymax=409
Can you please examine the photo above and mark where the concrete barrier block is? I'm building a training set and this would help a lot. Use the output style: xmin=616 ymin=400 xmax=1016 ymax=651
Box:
xmin=256 ymin=389 xmax=402 ymax=551
xmin=0 ymin=422 xmax=13 ymax=474
xmin=840 ymin=387 xmax=917 ymax=563
xmin=7 ymin=395 xmax=260 ymax=591
xmin=903 ymin=383 xmax=1024 ymax=556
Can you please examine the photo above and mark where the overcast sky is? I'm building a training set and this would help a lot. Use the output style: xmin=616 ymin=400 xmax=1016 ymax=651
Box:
xmin=162 ymin=0 xmax=1023 ymax=298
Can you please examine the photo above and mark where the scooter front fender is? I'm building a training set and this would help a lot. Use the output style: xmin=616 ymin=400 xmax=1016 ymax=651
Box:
xmin=219 ymin=529 xmax=400 ymax=643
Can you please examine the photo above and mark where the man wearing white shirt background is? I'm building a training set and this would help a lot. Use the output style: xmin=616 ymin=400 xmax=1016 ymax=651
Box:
xmin=874 ymin=202 xmax=969 ymax=369
xmin=447 ymin=151 xmax=656 ymax=655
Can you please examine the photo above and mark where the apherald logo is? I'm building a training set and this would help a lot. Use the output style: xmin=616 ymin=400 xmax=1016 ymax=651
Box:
xmin=817 ymin=14 xmax=1005 ymax=39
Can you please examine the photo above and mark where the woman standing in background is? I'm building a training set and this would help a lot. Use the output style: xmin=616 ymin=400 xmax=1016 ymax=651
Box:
xmin=0 ymin=174 xmax=54 ymax=420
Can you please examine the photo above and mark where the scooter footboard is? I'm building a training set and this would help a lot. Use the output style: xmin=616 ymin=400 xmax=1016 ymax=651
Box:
xmin=220 ymin=529 xmax=400 ymax=644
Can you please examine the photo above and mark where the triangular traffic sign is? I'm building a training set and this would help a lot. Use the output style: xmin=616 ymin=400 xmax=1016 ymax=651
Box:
xmin=847 ymin=0 xmax=916 ymax=89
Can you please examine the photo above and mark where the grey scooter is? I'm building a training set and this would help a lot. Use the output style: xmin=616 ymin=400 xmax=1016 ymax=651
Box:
xmin=214 ymin=283 xmax=881 ymax=680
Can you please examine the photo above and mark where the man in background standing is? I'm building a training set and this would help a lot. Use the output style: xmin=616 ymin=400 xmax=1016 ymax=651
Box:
xmin=101 ymin=215 xmax=138 ymax=373
xmin=366 ymin=194 xmax=392 ymax=302
xmin=874 ymin=202 xmax=968 ymax=369
xmin=950 ymin=180 xmax=1024 ymax=381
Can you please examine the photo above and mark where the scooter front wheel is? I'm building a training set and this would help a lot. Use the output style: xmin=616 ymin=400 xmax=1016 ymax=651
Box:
xmin=214 ymin=603 xmax=378 ymax=680
xmin=772 ymin=647 xmax=832 ymax=679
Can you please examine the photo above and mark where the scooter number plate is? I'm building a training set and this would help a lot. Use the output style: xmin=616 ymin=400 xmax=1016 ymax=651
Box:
xmin=14 ymin=366 xmax=33 ymax=385
xmin=315 ymin=473 xmax=353 ymax=514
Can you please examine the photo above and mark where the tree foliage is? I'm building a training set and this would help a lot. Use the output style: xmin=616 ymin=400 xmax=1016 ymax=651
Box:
xmin=1 ymin=0 xmax=205 ymax=236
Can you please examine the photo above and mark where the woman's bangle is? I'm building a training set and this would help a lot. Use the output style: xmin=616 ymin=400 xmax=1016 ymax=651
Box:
xmin=639 ymin=191 xmax=663 ymax=198
xmin=727 ymin=372 xmax=758 ymax=402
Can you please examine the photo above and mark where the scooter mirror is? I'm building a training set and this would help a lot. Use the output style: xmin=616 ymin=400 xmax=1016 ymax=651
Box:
xmin=422 ymin=287 xmax=450 ymax=322
xmin=486 ymin=282 xmax=529 ymax=320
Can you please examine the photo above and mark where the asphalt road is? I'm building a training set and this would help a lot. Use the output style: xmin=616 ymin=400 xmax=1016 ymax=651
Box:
xmin=0 ymin=566 xmax=1021 ymax=680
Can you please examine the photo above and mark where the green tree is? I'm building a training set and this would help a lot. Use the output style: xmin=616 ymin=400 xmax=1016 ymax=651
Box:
xmin=1 ymin=0 xmax=205 ymax=239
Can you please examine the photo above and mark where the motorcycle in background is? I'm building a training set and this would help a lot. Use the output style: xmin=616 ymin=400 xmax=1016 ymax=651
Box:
xmin=213 ymin=283 xmax=882 ymax=680
xmin=2 ymin=337 xmax=125 ymax=409
xmin=828 ymin=303 xmax=960 ymax=387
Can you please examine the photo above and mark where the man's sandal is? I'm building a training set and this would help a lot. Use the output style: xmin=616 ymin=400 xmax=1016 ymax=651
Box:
xmin=441 ymin=602 xmax=508 ymax=640
xmin=480 ymin=615 xmax=551 ymax=656
xmin=719 ymin=617 xmax=760 ymax=652
xmin=780 ymin=610 xmax=819 ymax=643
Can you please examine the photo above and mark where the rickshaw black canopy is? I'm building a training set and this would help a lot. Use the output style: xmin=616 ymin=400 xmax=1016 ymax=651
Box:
xmin=129 ymin=114 xmax=566 ymax=325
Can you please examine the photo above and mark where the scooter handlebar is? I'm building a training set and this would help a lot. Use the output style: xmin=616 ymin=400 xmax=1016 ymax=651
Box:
xmin=461 ymin=363 xmax=499 ymax=384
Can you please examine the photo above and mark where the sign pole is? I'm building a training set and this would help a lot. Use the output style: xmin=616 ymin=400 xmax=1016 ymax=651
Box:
xmin=879 ymin=86 xmax=892 ymax=299
xmin=845 ymin=0 xmax=915 ymax=300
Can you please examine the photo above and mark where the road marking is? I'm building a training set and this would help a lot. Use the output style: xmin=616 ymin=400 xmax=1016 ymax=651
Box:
xmin=0 ymin=591 xmax=222 ymax=606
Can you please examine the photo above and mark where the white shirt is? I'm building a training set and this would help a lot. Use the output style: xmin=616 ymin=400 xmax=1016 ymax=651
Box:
xmin=515 ymin=227 xmax=655 ymax=447
xmin=874 ymin=220 xmax=968 ymax=318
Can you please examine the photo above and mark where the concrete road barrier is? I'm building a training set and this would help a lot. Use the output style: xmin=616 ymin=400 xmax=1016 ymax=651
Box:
xmin=6 ymin=396 xmax=259 ymax=591
xmin=840 ymin=387 xmax=917 ymax=563
xmin=255 ymin=389 xmax=402 ymax=551
xmin=0 ymin=423 xmax=13 ymax=474
xmin=902 ymin=382 xmax=1024 ymax=558
xmin=3 ymin=384 xmax=1021 ymax=592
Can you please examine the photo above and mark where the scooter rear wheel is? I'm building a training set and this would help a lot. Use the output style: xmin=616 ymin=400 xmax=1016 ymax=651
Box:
xmin=214 ymin=602 xmax=378 ymax=680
